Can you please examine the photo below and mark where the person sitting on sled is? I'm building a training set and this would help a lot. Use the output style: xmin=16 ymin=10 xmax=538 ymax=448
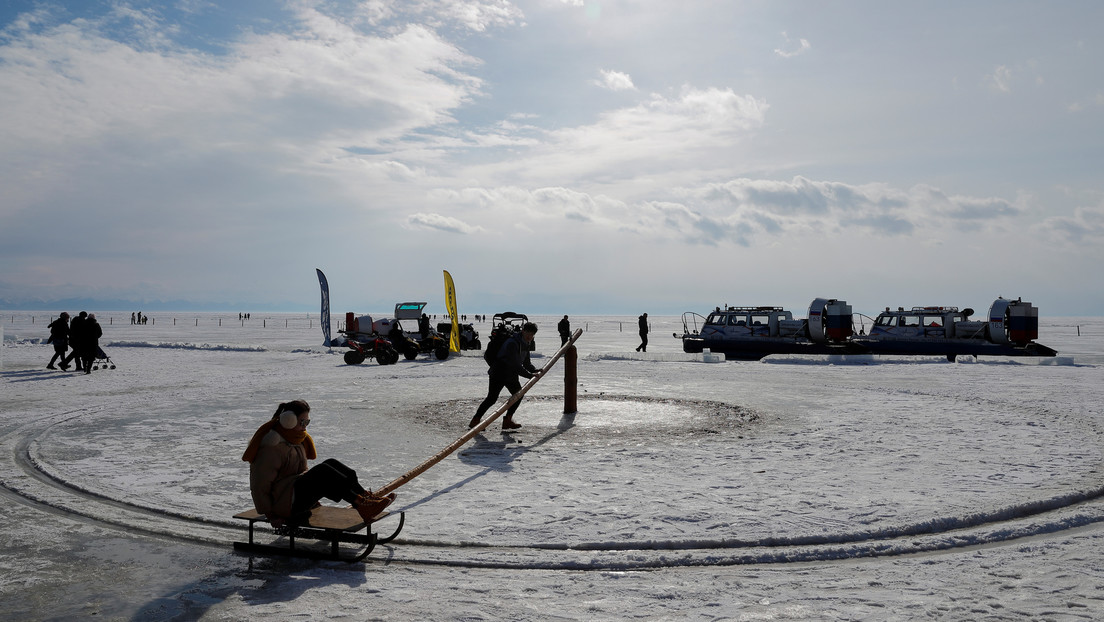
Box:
xmin=242 ymin=399 xmax=394 ymax=527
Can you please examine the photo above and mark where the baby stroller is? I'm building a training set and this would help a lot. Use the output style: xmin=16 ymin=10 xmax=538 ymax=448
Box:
xmin=91 ymin=345 xmax=117 ymax=370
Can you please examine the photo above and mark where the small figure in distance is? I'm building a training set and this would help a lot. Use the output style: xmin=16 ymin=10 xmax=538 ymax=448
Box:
xmin=469 ymin=322 xmax=541 ymax=431
xmin=558 ymin=315 xmax=571 ymax=346
xmin=243 ymin=399 xmax=395 ymax=527
xmin=635 ymin=312 xmax=649 ymax=352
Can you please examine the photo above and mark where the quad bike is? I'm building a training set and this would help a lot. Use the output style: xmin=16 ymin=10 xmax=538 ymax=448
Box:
xmin=389 ymin=322 xmax=450 ymax=360
xmin=488 ymin=312 xmax=535 ymax=352
xmin=436 ymin=322 xmax=481 ymax=350
xmin=340 ymin=313 xmax=399 ymax=365
xmin=342 ymin=334 xmax=399 ymax=365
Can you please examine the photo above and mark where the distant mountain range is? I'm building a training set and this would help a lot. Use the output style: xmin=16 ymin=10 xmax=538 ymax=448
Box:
xmin=0 ymin=296 xmax=312 ymax=313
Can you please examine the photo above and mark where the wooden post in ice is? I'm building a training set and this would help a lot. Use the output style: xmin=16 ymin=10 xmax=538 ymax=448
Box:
xmin=374 ymin=328 xmax=583 ymax=497
xmin=564 ymin=344 xmax=577 ymax=414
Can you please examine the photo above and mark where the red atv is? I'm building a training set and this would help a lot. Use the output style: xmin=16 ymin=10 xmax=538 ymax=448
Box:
xmin=340 ymin=313 xmax=399 ymax=365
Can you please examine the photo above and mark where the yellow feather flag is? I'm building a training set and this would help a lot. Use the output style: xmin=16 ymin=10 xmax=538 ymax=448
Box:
xmin=443 ymin=270 xmax=461 ymax=353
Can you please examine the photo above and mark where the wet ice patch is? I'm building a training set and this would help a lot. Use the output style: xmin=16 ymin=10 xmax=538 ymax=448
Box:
xmin=521 ymin=395 xmax=759 ymax=432
xmin=535 ymin=398 xmax=693 ymax=427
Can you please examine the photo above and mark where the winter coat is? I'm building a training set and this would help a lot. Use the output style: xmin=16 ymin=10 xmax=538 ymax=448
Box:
xmin=492 ymin=332 xmax=537 ymax=381
xmin=248 ymin=430 xmax=308 ymax=518
xmin=68 ymin=316 xmax=87 ymax=348
xmin=85 ymin=319 xmax=102 ymax=349
xmin=47 ymin=318 xmax=69 ymax=347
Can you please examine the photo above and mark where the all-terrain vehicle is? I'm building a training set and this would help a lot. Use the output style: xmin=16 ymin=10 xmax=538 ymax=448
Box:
xmin=389 ymin=302 xmax=451 ymax=361
xmin=488 ymin=312 xmax=535 ymax=352
xmin=340 ymin=312 xmax=400 ymax=365
xmin=436 ymin=321 xmax=481 ymax=350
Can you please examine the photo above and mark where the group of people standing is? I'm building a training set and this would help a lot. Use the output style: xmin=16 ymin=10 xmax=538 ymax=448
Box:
xmin=46 ymin=311 xmax=103 ymax=374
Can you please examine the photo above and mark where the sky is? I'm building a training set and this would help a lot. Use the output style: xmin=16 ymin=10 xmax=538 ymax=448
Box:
xmin=2 ymin=1 xmax=1103 ymax=316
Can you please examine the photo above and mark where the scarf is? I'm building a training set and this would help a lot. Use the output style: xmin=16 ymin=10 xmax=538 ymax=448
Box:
xmin=241 ymin=416 xmax=317 ymax=463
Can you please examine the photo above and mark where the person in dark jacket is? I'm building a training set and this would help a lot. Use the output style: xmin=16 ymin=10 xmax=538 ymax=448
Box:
xmin=80 ymin=313 xmax=103 ymax=374
xmin=557 ymin=315 xmax=571 ymax=346
xmin=469 ymin=322 xmax=542 ymax=430
xmin=635 ymin=312 xmax=649 ymax=352
xmin=46 ymin=312 xmax=70 ymax=369
xmin=61 ymin=311 xmax=88 ymax=371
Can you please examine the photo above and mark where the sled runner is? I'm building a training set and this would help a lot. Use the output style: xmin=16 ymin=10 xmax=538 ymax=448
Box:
xmin=233 ymin=505 xmax=405 ymax=563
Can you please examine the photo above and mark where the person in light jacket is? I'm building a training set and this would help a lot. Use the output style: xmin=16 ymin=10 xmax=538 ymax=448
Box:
xmin=243 ymin=399 xmax=394 ymax=527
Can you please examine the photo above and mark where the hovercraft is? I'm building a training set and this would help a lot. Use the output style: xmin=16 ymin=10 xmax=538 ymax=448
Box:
xmin=675 ymin=298 xmax=863 ymax=360
xmin=851 ymin=297 xmax=1057 ymax=361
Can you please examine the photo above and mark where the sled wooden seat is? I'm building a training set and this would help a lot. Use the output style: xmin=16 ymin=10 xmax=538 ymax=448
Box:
xmin=233 ymin=505 xmax=404 ymax=563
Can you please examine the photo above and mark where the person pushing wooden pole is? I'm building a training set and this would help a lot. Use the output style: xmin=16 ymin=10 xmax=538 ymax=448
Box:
xmin=374 ymin=328 xmax=582 ymax=497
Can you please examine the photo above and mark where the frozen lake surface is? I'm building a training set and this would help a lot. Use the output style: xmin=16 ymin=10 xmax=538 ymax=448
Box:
xmin=1 ymin=311 xmax=1103 ymax=620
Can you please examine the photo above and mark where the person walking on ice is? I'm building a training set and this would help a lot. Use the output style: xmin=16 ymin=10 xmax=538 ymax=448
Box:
xmin=469 ymin=322 xmax=542 ymax=431
xmin=636 ymin=312 xmax=649 ymax=352
xmin=46 ymin=312 xmax=70 ymax=369
xmin=558 ymin=315 xmax=571 ymax=346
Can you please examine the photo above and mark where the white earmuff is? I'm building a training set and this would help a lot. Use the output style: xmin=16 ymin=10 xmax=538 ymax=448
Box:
xmin=279 ymin=410 xmax=299 ymax=429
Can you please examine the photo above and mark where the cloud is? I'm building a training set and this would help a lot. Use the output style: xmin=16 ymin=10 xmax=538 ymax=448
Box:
xmin=0 ymin=3 xmax=487 ymax=300
xmin=2 ymin=2 xmax=1099 ymax=314
xmin=986 ymin=65 xmax=1013 ymax=93
xmin=0 ymin=6 xmax=482 ymax=160
xmin=593 ymin=69 xmax=636 ymax=91
xmin=468 ymin=86 xmax=769 ymax=186
xmin=1067 ymin=91 xmax=1104 ymax=112
xmin=679 ymin=177 xmax=1028 ymax=242
xmin=1039 ymin=207 xmax=1104 ymax=243
xmin=406 ymin=212 xmax=485 ymax=234
xmin=419 ymin=175 xmax=1029 ymax=251
xmin=774 ymin=31 xmax=810 ymax=58
xmin=381 ymin=0 xmax=526 ymax=32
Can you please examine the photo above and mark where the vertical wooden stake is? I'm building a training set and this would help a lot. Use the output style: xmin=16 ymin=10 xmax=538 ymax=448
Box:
xmin=564 ymin=344 xmax=577 ymax=414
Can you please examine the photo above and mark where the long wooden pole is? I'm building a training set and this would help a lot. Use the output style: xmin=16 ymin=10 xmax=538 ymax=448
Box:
xmin=375 ymin=328 xmax=583 ymax=496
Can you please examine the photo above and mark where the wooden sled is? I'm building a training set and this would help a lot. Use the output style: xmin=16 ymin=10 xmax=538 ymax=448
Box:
xmin=233 ymin=505 xmax=405 ymax=563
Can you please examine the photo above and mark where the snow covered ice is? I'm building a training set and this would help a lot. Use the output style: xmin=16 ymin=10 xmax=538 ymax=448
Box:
xmin=1 ymin=312 xmax=1103 ymax=620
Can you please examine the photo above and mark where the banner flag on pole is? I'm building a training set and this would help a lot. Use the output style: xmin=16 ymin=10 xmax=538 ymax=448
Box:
xmin=443 ymin=270 xmax=460 ymax=353
xmin=316 ymin=268 xmax=332 ymax=347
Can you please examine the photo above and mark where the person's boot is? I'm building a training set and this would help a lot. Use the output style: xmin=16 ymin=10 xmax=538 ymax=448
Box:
xmin=468 ymin=415 xmax=481 ymax=429
xmin=354 ymin=492 xmax=396 ymax=522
